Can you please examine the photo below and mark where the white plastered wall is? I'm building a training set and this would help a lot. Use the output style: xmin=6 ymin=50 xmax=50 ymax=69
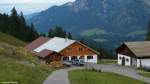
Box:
xmin=84 ymin=55 xmax=97 ymax=63
xmin=118 ymin=54 xmax=131 ymax=66
xmin=68 ymin=55 xmax=97 ymax=63
xmin=137 ymin=59 xmax=150 ymax=68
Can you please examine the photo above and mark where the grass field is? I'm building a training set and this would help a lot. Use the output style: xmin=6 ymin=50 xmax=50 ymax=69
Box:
xmin=0 ymin=32 xmax=26 ymax=46
xmin=137 ymin=68 xmax=150 ymax=78
xmin=140 ymin=73 xmax=150 ymax=78
xmin=97 ymin=60 xmax=117 ymax=64
xmin=69 ymin=70 xmax=148 ymax=84
xmin=0 ymin=56 xmax=53 ymax=84
xmin=0 ymin=32 xmax=53 ymax=84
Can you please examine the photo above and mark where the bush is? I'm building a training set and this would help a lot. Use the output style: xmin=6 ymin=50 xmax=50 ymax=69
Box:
xmin=85 ymin=66 xmax=102 ymax=72
xmin=143 ymin=66 xmax=150 ymax=72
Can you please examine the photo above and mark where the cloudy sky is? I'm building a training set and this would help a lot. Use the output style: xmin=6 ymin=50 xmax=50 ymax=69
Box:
xmin=0 ymin=0 xmax=75 ymax=15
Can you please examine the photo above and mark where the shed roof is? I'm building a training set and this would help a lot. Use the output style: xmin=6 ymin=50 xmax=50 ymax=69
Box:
xmin=37 ymin=49 xmax=54 ymax=58
xmin=25 ymin=37 xmax=50 ymax=53
xmin=124 ymin=41 xmax=150 ymax=58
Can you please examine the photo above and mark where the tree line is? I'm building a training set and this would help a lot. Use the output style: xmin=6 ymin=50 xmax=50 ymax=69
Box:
xmin=0 ymin=7 xmax=39 ymax=42
xmin=47 ymin=26 xmax=72 ymax=39
xmin=0 ymin=7 xmax=73 ymax=42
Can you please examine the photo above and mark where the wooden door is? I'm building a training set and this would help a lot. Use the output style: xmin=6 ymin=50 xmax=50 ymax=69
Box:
xmin=122 ymin=57 xmax=125 ymax=66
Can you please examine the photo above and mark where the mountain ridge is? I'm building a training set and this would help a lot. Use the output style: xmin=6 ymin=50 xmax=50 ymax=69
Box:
xmin=27 ymin=0 xmax=150 ymax=49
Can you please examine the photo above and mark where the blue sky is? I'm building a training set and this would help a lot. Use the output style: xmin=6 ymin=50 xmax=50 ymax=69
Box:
xmin=0 ymin=0 xmax=75 ymax=15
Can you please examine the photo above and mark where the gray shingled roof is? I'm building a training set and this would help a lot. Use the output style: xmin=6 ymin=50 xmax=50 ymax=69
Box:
xmin=125 ymin=41 xmax=150 ymax=57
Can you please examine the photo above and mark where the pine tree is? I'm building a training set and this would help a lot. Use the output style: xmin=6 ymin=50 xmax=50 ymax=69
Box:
xmin=40 ymin=32 xmax=46 ymax=37
xmin=0 ymin=14 xmax=9 ymax=33
xmin=146 ymin=22 xmax=150 ymax=41
xmin=54 ymin=26 xmax=64 ymax=37
xmin=29 ymin=23 xmax=39 ymax=41
xmin=9 ymin=7 xmax=20 ymax=37
xmin=63 ymin=31 xmax=66 ymax=38
xmin=49 ymin=26 xmax=66 ymax=38
xmin=79 ymin=38 xmax=87 ymax=44
xmin=0 ymin=8 xmax=39 ymax=42
xmin=48 ymin=26 xmax=72 ymax=38
xmin=48 ymin=29 xmax=53 ymax=38
xmin=11 ymin=7 xmax=18 ymax=17
xmin=20 ymin=12 xmax=26 ymax=26
xmin=68 ymin=32 xmax=72 ymax=39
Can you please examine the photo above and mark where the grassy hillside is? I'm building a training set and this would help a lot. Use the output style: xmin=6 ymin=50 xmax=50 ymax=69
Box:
xmin=0 ymin=32 xmax=53 ymax=84
xmin=0 ymin=32 xmax=26 ymax=46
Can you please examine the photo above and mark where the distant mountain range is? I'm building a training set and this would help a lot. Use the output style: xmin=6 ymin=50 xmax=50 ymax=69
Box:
xmin=27 ymin=0 xmax=150 ymax=50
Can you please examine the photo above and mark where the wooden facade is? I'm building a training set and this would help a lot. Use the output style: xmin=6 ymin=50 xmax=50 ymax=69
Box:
xmin=38 ymin=41 xmax=98 ymax=64
xmin=44 ymin=52 xmax=62 ymax=64
xmin=25 ymin=37 xmax=99 ymax=64
xmin=60 ymin=42 xmax=97 ymax=57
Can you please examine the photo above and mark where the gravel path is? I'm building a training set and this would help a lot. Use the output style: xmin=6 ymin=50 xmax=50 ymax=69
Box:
xmin=86 ymin=63 xmax=150 ymax=84
xmin=43 ymin=64 xmax=150 ymax=84
xmin=42 ymin=66 xmax=83 ymax=84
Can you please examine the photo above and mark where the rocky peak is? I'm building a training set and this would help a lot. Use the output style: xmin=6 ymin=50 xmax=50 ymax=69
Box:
xmin=68 ymin=0 xmax=89 ymax=12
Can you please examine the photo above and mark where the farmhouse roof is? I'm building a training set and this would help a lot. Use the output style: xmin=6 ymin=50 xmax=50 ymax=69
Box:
xmin=124 ymin=41 xmax=150 ymax=58
xmin=34 ymin=37 xmax=76 ymax=53
xmin=26 ymin=37 xmax=99 ymax=55
xmin=25 ymin=37 xmax=50 ymax=52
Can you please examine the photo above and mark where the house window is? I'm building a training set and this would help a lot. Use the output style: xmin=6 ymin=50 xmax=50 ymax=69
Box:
xmin=126 ymin=58 xmax=129 ymax=62
xmin=67 ymin=48 xmax=71 ymax=50
xmin=79 ymin=48 xmax=83 ymax=51
xmin=63 ymin=57 xmax=69 ymax=61
xmin=119 ymin=57 xmax=122 ymax=59
xmin=71 ymin=56 xmax=77 ymax=60
xmin=87 ymin=56 xmax=93 ymax=59
xmin=79 ymin=56 xmax=84 ymax=59
xmin=66 ymin=48 xmax=71 ymax=52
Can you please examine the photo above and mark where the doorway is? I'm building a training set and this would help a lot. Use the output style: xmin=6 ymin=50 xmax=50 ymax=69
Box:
xmin=122 ymin=57 xmax=125 ymax=66
xmin=71 ymin=56 xmax=77 ymax=60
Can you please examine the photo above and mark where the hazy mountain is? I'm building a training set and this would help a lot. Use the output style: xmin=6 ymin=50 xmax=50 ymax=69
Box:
xmin=27 ymin=0 xmax=150 ymax=50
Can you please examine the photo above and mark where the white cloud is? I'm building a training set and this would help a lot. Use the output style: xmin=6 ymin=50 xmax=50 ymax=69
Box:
xmin=0 ymin=0 xmax=75 ymax=14
xmin=0 ymin=0 xmax=75 ymax=4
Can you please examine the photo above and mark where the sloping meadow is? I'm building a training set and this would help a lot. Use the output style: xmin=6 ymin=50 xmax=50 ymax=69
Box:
xmin=0 ymin=34 xmax=53 ymax=84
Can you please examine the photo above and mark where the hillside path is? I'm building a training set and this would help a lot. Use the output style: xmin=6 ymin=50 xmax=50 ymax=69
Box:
xmin=42 ymin=66 xmax=83 ymax=84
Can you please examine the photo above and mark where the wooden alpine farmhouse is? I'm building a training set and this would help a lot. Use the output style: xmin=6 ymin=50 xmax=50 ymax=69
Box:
xmin=25 ymin=37 xmax=99 ymax=64
xmin=116 ymin=41 xmax=150 ymax=68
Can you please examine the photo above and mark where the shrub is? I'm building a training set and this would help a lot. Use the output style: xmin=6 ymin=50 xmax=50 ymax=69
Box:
xmin=143 ymin=66 xmax=150 ymax=72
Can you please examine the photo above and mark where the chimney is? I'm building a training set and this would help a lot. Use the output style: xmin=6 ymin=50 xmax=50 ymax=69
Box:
xmin=65 ymin=33 xmax=69 ymax=42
